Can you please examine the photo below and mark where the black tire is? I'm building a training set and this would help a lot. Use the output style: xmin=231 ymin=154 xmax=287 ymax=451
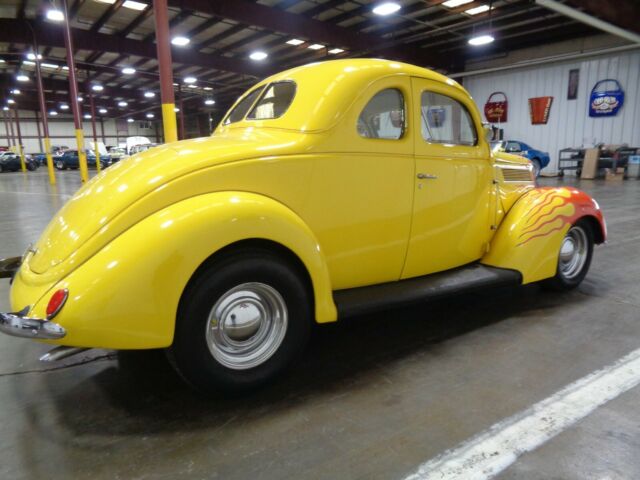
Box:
xmin=543 ymin=218 xmax=594 ymax=291
xmin=55 ymin=160 xmax=65 ymax=170
xmin=170 ymin=248 xmax=312 ymax=393
xmin=27 ymin=162 xmax=37 ymax=171
xmin=531 ymin=158 xmax=541 ymax=178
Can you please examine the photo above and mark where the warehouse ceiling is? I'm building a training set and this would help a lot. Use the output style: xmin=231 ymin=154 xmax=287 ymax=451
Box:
xmin=0 ymin=0 xmax=637 ymax=123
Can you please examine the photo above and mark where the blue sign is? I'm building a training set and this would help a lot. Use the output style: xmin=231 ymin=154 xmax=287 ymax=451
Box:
xmin=589 ymin=79 xmax=624 ymax=117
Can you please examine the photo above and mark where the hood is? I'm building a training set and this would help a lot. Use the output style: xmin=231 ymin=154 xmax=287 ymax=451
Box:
xmin=29 ymin=129 xmax=309 ymax=275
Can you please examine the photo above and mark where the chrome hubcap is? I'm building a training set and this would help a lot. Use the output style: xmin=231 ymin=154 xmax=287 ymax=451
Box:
xmin=559 ymin=226 xmax=588 ymax=279
xmin=205 ymin=282 xmax=287 ymax=370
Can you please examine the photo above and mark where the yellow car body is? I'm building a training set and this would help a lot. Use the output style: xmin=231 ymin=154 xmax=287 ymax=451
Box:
xmin=6 ymin=59 xmax=605 ymax=351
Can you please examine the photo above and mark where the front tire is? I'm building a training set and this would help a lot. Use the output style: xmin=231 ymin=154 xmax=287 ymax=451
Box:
xmin=170 ymin=249 xmax=312 ymax=393
xmin=543 ymin=219 xmax=594 ymax=291
xmin=55 ymin=160 xmax=65 ymax=170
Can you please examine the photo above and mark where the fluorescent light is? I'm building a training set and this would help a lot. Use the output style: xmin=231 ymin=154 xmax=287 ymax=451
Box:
xmin=16 ymin=74 xmax=29 ymax=82
xmin=77 ymin=97 xmax=83 ymax=102
xmin=92 ymin=84 xmax=104 ymax=91
xmin=127 ymin=118 xmax=134 ymax=123
xmin=27 ymin=53 xmax=43 ymax=60
xmin=0 ymin=59 xmax=5 ymax=63
xmin=2 ymin=106 xmax=9 ymax=111
xmin=465 ymin=4 xmax=490 ymax=15
xmin=144 ymin=91 xmax=155 ymax=98
xmin=174 ymin=107 xmax=180 ymax=112
xmin=122 ymin=0 xmax=147 ymax=10
xmin=372 ymin=2 xmax=401 ymax=15
xmin=204 ymin=99 xmax=215 ymax=105
xmin=249 ymin=51 xmax=268 ymax=61
xmin=442 ymin=0 xmax=473 ymax=7
xmin=60 ymin=104 xmax=69 ymax=110
xmin=122 ymin=67 xmax=136 ymax=75
xmin=184 ymin=76 xmax=196 ymax=84
xmin=188 ymin=84 xmax=197 ymax=88
xmin=62 ymin=66 xmax=69 ymax=70
xmin=286 ymin=39 xmax=304 ymax=46
xmin=10 ymin=89 xmax=20 ymax=95
xmin=203 ymin=87 xmax=212 ymax=91
xmin=49 ymin=110 xmax=58 ymax=116
xmin=7 ymin=99 xmax=15 ymax=104
xmin=328 ymin=48 xmax=344 ymax=54
xmin=23 ymin=61 xmax=35 ymax=66
xmin=307 ymin=44 xmax=324 ymax=50
xmin=46 ymin=9 xmax=65 ymax=21
xmin=99 ymin=108 xmax=107 ymax=114
xmin=96 ymin=0 xmax=116 ymax=3
xmin=118 ymin=101 xmax=128 ymax=107
xmin=146 ymin=113 xmax=154 ymax=118
xmin=468 ymin=34 xmax=494 ymax=45
xmin=41 ymin=63 xmax=59 ymax=69
xmin=171 ymin=36 xmax=190 ymax=46
xmin=84 ymin=114 xmax=92 ymax=119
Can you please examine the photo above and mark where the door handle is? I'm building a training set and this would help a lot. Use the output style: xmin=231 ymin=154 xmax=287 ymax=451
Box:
xmin=417 ymin=173 xmax=438 ymax=180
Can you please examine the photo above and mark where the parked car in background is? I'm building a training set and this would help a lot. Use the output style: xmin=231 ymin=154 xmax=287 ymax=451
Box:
xmin=107 ymin=147 xmax=129 ymax=164
xmin=491 ymin=140 xmax=550 ymax=177
xmin=35 ymin=146 xmax=69 ymax=166
xmin=129 ymin=143 xmax=160 ymax=155
xmin=54 ymin=149 xmax=111 ymax=170
xmin=0 ymin=152 xmax=39 ymax=172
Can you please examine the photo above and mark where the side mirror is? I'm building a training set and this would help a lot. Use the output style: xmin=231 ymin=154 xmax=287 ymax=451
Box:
xmin=482 ymin=122 xmax=492 ymax=142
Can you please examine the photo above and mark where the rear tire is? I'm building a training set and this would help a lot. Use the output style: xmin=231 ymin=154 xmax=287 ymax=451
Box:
xmin=55 ymin=160 xmax=65 ymax=170
xmin=543 ymin=219 xmax=594 ymax=291
xmin=170 ymin=248 xmax=312 ymax=393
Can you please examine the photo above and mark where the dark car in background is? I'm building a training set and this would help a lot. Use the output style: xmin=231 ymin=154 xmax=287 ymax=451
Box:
xmin=0 ymin=152 xmax=39 ymax=172
xmin=54 ymin=149 xmax=111 ymax=170
xmin=491 ymin=140 xmax=550 ymax=177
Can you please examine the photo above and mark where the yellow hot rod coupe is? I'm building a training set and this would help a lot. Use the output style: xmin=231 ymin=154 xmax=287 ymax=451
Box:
xmin=0 ymin=60 xmax=605 ymax=392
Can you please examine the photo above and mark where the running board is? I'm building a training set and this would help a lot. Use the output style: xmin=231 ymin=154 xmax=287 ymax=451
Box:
xmin=333 ymin=264 xmax=522 ymax=318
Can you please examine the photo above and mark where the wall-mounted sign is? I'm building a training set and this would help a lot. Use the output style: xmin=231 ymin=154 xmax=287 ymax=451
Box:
xmin=567 ymin=69 xmax=579 ymax=100
xmin=484 ymin=92 xmax=508 ymax=123
xmin=528 ymin=96 xmax=553 ymax=125
xmin=589 ymin=79 xmax=624 ymax=117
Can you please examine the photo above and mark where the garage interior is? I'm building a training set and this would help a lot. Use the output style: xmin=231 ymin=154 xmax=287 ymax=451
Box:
xmin=1 ymin=0 xmax=640 ymax=479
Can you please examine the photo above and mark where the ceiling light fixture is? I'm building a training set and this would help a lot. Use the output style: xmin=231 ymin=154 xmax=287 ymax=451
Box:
xmin=41 ymin=63 xmax=60 ymax=69
xmin=203 ymin=87 xmax=212 ymax=91
xmin=465 ymin=4 xmax=490 ymax=15
xmin=10 ymin=89 xmax=20 ymax=95
xmin=7 ymin=99 xmax=15 ymax=104
xmin=174 ymin=107 xmax=180 ymax=112
xmin=144 ymin=91 xmax=155 ymax=98
xmin=307 ymin=44 xmax=324 ymax=50
xmin=118 ymin=101 xmax=128 ymax=107
xmin=442 ymin=0 xmax=473 ymax=7
xmin=328 ymin=48 xmax=345 ymax=54
xmin=171 ymin=36 xmax=190 ymax=46
xmin=122 ymin=67 xmax=136 ymax=75
xmin=372 ymin=2 xmax=401 ymax=16
xmin=2 ymin=106 xmax=9 ymax=111
xmin=249 ymin=51 xmax=268 ymax=61
xmin=46 ymin=9 xmax=65 ymax=21
xmin=188 ymin=84 xmax=197 ymax=88
xmin=26 ymin=53 xmax=43 ymax=60
xmin=77 ymin=97 xmax=83 ymax=102
xmin=127 ymin=118 xmax=134 ymax=123
xmin=122 ymin=0 xmax=147 ymax=11
xmin=99 ymin=108 xmax=107 ymax=114
xmin=16 ymin=74 xmax=29 ymax=82
xmin=286 ymin=39 xmax=305 ymax=46
xmin=84 ymin=114 xmax=91 ymax=119
xmin=184 ymin=76 xmax=197 ymax=84
xmin=49 ymin=110 xmax=58 ymax=116
xmin=468 ymin=34 xmax=494 ymax=45
xmin=92 ymin=84 xmax=104 ymax=91
xmin=146 ymin=113 xmax=154 ymax=118
xmin=204 ymin=99 xmax=215 ymax=105
xmin=60 ymin=104 xmax=69 ymax=110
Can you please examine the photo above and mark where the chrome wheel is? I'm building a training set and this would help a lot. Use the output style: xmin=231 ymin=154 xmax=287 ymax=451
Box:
xmin=559 ymin=225 xmax=588 ymax=280
xmin=205 ymin=282 xmax=288 ymax=370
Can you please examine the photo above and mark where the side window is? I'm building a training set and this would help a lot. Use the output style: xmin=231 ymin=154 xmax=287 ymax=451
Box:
xmin=420 ymin=91 xmax=477 ymax=146
xmin=506 ymin=141 xmax=521 ymax=152
xmin=247 ymin=81 xmax=296 ymax=120
xmin=357 ymin=88 xmax=405 ymax=140
xmin=223 ymin=86 xmax=265 ymax=125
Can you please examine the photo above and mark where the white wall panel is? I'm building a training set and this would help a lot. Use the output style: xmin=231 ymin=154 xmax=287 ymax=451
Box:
xmin=464 ymin=50 xmax=640 ymax=173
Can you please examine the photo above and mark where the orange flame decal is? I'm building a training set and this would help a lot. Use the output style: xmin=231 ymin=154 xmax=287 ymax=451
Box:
xmin=517 ymin=188 xmax=582 ymax=246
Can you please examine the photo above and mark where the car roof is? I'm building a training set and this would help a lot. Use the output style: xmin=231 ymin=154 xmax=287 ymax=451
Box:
xmin=216 ymin=58 xmax=469 ymax=133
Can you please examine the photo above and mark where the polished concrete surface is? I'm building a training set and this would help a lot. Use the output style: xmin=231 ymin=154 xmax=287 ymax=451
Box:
xmin=0 ymin=170 xmax=639 ymax=479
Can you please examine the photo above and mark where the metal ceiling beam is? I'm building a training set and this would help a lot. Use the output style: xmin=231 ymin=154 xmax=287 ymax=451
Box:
xmin=566 ymin=0 xmax=640 ymax=35
xmin=90 ymin=0 xmax=125 ymax=33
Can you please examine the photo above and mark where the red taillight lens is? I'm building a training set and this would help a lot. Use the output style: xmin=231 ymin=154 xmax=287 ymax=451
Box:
xmin=46 ymin=289 xmax=68 ymax=319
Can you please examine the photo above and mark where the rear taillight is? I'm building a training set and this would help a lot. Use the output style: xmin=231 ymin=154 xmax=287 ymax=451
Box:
xmin=46 ymin=289 xmax=69 ymax=319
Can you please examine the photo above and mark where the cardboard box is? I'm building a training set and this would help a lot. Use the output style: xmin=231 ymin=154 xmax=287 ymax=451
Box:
xmin=581 ymin=148 xmax=599 ymax=179
xmin=605 ymin=167 xmax=625 ymax=182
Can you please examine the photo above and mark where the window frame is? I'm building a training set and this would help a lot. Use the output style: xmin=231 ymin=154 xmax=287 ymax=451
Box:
xmin=419 ymin=90 xmax=479 ymax=147
xmin=356 ymin=87 xmax=407 ymax=141
xmin=245 ymin=80 xmax=297 ymax=121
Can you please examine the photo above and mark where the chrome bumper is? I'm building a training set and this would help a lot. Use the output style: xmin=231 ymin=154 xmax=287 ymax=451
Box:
xmin=0 ymin=309 xmax=66 ymax=340
xmin=0 ymin=256 xmax=21 ymax=279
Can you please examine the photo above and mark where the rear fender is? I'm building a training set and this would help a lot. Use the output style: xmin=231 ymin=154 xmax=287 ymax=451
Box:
xmin=481 ymin=187 xmax=606 ymax=283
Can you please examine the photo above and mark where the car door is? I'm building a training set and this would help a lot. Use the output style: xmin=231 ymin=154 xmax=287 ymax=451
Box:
xmin=402 ymin=77 xmax=494 ymax=279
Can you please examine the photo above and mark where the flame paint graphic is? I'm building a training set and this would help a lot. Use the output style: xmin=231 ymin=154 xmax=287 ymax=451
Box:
xmin=517 ymin=188 xmax=581 ymax=246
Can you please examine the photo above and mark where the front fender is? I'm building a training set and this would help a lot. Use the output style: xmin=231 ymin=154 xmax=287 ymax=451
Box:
xmin=481 ymin=187 xmax=606 ymax=283
xmin=11 ymin=191 xmax=337 ymax=349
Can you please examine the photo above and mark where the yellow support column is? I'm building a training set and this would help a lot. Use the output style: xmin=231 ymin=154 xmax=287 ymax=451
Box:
xmin=43 ymin=137 xmax=56 ymax=185
xmin=75 ymin=129 xmax=89 ymax=183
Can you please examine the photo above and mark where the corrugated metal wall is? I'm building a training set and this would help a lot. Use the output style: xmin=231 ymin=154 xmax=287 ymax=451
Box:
xmin=464 ymin=49 xmax=640 ymax=173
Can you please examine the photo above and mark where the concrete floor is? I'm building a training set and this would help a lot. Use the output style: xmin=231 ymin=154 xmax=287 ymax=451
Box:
xmin=0 ymin=170 xmax=639 ymax=479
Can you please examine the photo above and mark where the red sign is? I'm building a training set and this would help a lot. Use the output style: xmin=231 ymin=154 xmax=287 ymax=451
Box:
xmin=484 ymin=92 xmax=508 ymax=123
